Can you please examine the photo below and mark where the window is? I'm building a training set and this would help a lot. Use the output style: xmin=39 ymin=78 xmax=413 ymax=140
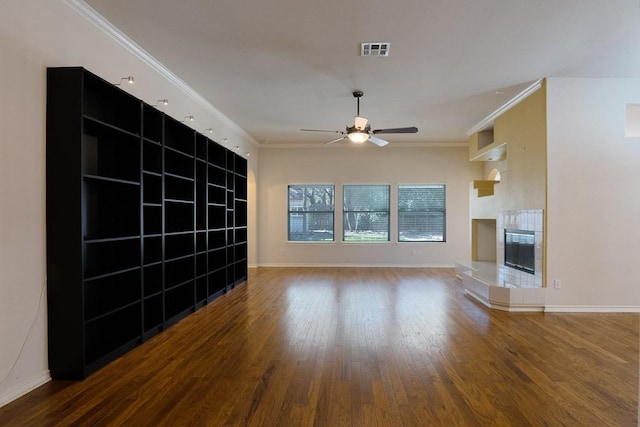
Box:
xmin=288 ymin=185 xmax=335 ymax=241
xmin=398 ymin=185 xmax=446 ymax=242
xmin=343 ymin=185 xmax=389 ymax=241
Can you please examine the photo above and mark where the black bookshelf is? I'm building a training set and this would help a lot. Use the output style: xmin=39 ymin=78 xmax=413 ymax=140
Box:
xmin=46 ymin=67 xmax=248 ymax=380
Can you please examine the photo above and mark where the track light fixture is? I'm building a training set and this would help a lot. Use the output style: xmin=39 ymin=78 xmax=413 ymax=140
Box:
xmin=154 ymin=99 xmax=169 ymax=107
xmin=181 ymin=115 xmax=195 ymax=123
xmin=204 ymin=128 xmax=214 ymax=134
xmin=114 ymin=76 xmax=134 ymax=86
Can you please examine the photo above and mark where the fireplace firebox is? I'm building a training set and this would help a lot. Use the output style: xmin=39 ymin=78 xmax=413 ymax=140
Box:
xmin=504 ymin=229 xmax=535 ymax=274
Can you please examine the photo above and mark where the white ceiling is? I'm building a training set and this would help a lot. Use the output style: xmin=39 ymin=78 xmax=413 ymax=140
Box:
xmin=84 ymin=0 xmax=640 ymax=146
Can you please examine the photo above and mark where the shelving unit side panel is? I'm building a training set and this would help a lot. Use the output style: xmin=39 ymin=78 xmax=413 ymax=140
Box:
xmin=46 ymin=67 xmax=88 ymax=380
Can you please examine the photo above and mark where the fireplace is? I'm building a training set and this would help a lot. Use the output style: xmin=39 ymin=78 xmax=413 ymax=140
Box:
xmin=497 ymin=209 xmax=543 ymax=288
xmin=504 ymin=229 xmax=535 ymax=274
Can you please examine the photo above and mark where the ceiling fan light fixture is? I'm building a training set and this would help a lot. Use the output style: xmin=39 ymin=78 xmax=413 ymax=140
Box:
xmin=347 ymin=131 xmax=369 ymax=143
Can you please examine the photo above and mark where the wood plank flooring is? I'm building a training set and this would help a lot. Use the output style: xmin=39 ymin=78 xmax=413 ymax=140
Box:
xmin=1 ymin=267 xmax=638 ymax=426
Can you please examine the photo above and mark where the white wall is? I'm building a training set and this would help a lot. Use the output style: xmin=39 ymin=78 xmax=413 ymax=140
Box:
xmin=0 ymin=0 xmax=256 ymax=405
xmin=545 ymin=77 xmax=640 ymax=311
xmin=257 ymin=145 xmax=480 ymax=267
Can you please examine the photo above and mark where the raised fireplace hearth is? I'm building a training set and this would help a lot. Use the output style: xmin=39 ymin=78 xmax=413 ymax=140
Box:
xmin=457 ymin=209 xmax=544 ymax=311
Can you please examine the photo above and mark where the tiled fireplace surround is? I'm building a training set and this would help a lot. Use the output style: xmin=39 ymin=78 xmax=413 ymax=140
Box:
xmin=456 ymin=209 xmax=545 ymax=311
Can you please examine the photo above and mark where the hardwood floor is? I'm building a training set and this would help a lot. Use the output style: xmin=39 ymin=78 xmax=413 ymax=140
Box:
xmin=1 ymin=267 xmax=637 ymax=426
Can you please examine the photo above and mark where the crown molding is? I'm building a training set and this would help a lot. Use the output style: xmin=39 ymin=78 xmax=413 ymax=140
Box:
xmin=259 ymin=141 xmax=468 ymax=149
xmin=63 ymin=0 xmax=259 ymax=146
xmin=466 ymin=78 xmax=544 ymax=136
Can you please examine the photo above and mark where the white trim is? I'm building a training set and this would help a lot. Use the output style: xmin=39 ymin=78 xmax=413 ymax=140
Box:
xmin=0 ymin=370 xmax=50 ymax=408
xmin=256 ymin=263 xmax=455 ymax=268
xmin=544 ymin=305 xmax=640 ymax=313
xmin=63 ymin=0 xmax=259 ymax=147
xmin=464 ymin=290 xmax=545 ymax=312
xmin=466 ymin=79 xmax=544 ymax=136
xmin=260 ymin=141 xmax=468 ymax=149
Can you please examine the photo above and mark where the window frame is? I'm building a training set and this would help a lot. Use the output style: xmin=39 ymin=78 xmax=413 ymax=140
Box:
xmin=287 ymin=184 xmax=336 ymax=242
xmin=342 ymin=184 xmax=391 ymax=242
xmin=397 ymin=184 xmax=446 ymax=243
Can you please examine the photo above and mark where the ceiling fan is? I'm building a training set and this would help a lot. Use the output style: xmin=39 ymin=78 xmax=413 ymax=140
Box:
xmin=301 ymin=90 xmax=418 ymax=146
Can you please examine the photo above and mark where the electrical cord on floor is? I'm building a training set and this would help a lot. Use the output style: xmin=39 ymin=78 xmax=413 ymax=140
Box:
xmin=0 ymin=277 xmax=47 ymax=391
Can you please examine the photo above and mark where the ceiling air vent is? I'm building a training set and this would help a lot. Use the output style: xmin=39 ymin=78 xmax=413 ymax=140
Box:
xmin=360 ymin=42 xmax=390 ymax=57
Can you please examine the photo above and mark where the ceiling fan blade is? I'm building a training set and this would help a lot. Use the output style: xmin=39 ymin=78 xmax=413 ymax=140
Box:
xmin=354 ymin=116 xmax=368 ymax=131
xmin=372 ymin=126 xmax=418 ymax=134
xmin=325 ymin=136 xmax=346 ymax=145
xmin=368 ymin=135 xmax=389 ymax=147
xmin=301 ymin=128 xmax=342 ymax=133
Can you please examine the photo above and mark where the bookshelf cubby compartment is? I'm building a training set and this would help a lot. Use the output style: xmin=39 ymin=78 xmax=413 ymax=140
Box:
xmin=84 ymin=178 xmax=140 ymax=240
xmin=82 ymin=72 xmax=140 ymax=134
xmin=196 ymin=231 xmax=207 ymax=253
xmin=84 ymin=303 xmax=141 ymax=366
xmin=47 ymin=66 xmax=247 ymax=380
xmin=84 ymin=269 xmax=141 ymax=321
xmin=165 ymin=174 xmax=194 ymax=201
xmin=143 ymin=141 xmax=162 ymax=174
xmin=196 ymin=252 xmax=207 ymax=277
xmin=143 ymin=264 xmax=163 ymax=297
xmin=208 ymin=205 xmax=226 ymax=230
xmin=208 ymin=268 xmax=227 ymax=296
xmin=208 ymin=247 xmax=227 ymax=272
xmin=144 ymin=294 xmax=163 ymax=332
xmin=196 ymin=276 xmax=208 ymax=305
xmin=143 ymin=105 xmax=163 ymax=144
xmin=235 ymin=227 xmax=248 ymax=243
xmin=209 ymin=165 xmax=226 ymax=187
xmin=82 ymin=119 xmax=140 ymax=182
xmin=165 ymin=150 xmax=195 ymax=179
xmin=143 ymin=173 xmax=162 ymax=204
xmin=196 ymin=135 xmax=208 ymax=161
xmin=143 ymin=205 xmax=162 ymax=236
xmin=144 ymin=236 xmax=162 ymax=264
xmin=84 ymin=239 xmax=141 ymax=279
xmin=165 ymin=256 xmax=195 ymax=289
xmin=165 ymin=118 xmax=195 ymax=156
xmin=165 ymin=282 xmax=195 ymax=321
xmin=165 ymin=201 xmax=194 ymax=233
xmin=165 ymin=232 xmax=195 ymax=260
xmin=209 ymin=229 xmax=226 ymax=250
xmin=208 ymin=140 xmax=226 ymax=168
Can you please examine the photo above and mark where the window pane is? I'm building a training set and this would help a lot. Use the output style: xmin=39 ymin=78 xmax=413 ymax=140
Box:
xmin=398 ymin=185 xmax=445 ymax=242
xmin=288 ymin=185 xmax=334 ymax=241
xmin=343 ymin=185 xmax=390 ymax=241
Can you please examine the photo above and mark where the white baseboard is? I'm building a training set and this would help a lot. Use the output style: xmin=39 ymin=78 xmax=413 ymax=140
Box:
xmin=0 ymin=370 xmax=51 ymax=408
xmin=544 ymin=305 xmax=640 ymax=313
xmin=256 ymin=263 xmax=455 ymax=268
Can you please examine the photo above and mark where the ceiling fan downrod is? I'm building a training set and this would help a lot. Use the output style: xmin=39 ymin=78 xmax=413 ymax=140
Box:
xmin=353 ymin=90 xmax=363 ymax=116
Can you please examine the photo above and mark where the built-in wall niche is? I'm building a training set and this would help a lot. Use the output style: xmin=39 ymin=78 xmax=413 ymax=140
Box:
xmin=497 ymin=209 xmax=543 ymax=288
xmin=472 ymin=219 xmax=497 ymax=262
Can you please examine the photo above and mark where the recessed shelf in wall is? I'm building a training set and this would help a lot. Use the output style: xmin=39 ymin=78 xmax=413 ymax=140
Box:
xmin=473 ymin=180 xmax=500 ymax=197
xmin=468 ymin=129 xmax=508 ymax=162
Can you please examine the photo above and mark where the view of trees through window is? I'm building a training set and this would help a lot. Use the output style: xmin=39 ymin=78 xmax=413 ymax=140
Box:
xmin=288 ymin=185 xmax=334 ymax=241
xmin=398 ymin=185 xmax=446 ymax=242
xmin=288 ymin=184 xmax=445 ymax=242
xmin=343 ymin=185 xmax=390 ymax=241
